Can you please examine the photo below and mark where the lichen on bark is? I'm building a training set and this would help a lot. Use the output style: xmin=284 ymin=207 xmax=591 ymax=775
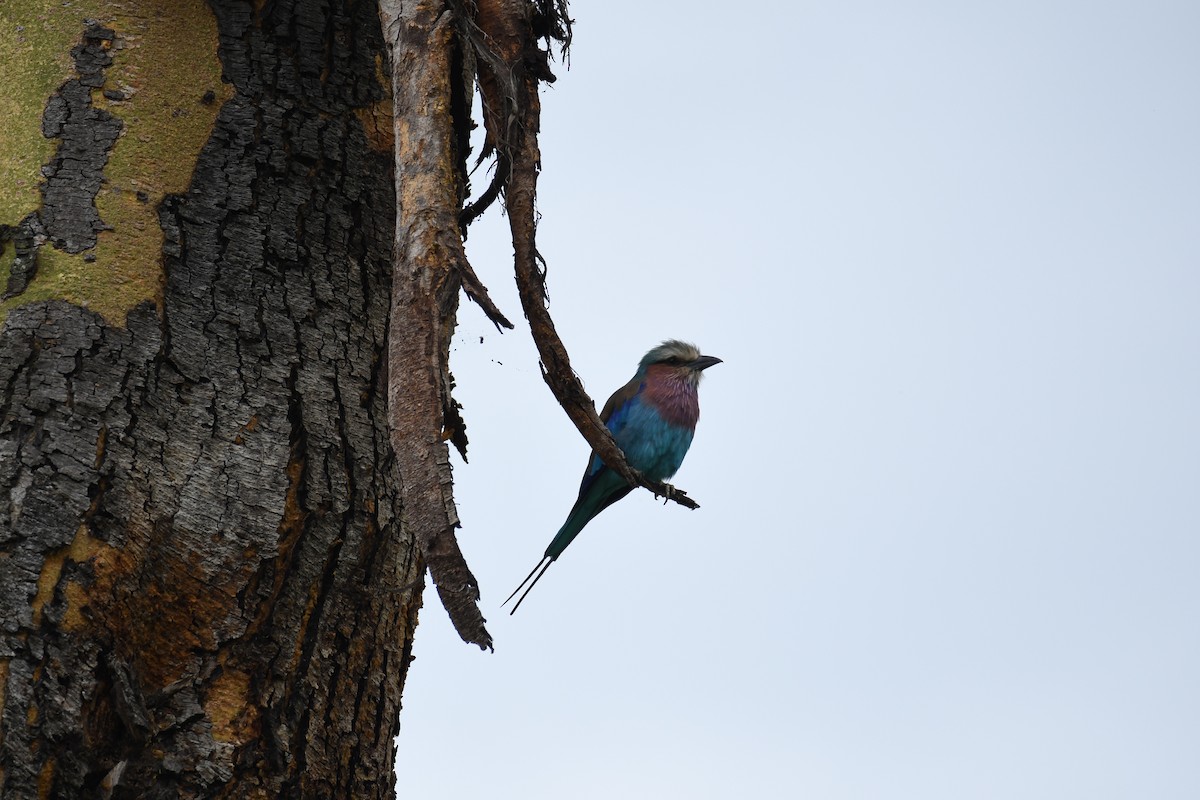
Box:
xmin=0 ymin=0 xmax=228 ymax=327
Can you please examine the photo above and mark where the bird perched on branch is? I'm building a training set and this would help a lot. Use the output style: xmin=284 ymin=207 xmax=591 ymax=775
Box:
xmin=505 ymin=340 xmax=721 ymax=613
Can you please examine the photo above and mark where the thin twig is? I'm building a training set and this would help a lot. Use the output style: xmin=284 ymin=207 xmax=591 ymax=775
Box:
xmin=459 ymin=153 xmax=508 ymax=231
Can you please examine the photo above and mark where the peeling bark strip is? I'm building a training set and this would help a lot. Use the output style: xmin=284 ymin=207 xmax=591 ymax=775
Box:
xmin=40 ymin=22 xmax=123 ymax=254
xmin=2 ymin=2 xmax=421 ymax=797
xmin=380 ymin=0 xmax=494 ymax=651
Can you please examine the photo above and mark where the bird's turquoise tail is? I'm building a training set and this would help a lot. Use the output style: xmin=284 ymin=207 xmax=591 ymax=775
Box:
xmin=544 ymin=469 xmax=632 ymax=560
xmin=504 ymin=469 xmax=633 ymax=614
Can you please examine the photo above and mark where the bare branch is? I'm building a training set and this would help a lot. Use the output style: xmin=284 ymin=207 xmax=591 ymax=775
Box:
xmin=471 ymin=0 xmax=698 ymax=511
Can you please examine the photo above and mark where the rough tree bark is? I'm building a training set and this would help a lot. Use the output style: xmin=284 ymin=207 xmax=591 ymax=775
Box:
xmin=1 ymin=2 xmax=422 ymax=796
xmin=1 ymin=0 xmax=690 ymax=796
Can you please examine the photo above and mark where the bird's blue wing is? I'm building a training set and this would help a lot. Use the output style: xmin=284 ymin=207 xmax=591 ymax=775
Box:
xmin=577 ymin=376 xmax=644 ymax=494
xmin=599 ymin=375 xmax=643 ymax=432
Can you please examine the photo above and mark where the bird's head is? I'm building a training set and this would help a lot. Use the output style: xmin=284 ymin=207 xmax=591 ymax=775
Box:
xmin=638 ymin=340 xmax=722 ymax=385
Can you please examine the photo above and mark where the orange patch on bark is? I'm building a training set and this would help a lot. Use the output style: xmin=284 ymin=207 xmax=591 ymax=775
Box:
xmin=205 ymin=665 xmax=257 ymax=745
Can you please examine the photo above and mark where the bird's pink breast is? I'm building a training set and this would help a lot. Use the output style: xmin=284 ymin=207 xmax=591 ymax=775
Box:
xmin=642 ymin=365 xmax=700 ymax=428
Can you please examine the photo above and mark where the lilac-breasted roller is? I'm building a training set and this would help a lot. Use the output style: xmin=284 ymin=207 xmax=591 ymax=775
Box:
xmin=504 ymin=340 xmax=721 ymax=613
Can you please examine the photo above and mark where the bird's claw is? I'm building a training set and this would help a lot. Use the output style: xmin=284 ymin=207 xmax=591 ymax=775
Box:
xmin=650 ymin=481 xmax=677 ymax=504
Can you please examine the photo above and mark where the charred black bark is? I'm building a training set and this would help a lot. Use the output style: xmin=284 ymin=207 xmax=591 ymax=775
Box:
xmin=40 ymin=22 xmax=123 ymax=255
xmin=3 ymin=20 xmax=122 ymax=299
xmin=1 ymin=214 xmax=44 ymax=299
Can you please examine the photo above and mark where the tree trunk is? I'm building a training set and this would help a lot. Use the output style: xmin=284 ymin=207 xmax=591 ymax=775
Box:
xmin=1 ymin=1 xmax=422 ymax=796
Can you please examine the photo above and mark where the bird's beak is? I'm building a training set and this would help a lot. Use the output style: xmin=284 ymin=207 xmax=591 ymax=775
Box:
xmin=689 ymin=355 xmax=722 ymax=371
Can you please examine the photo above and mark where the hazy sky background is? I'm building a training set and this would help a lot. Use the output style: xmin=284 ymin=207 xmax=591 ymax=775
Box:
xmin=396 ymin=2 xmax=1199 ymax=797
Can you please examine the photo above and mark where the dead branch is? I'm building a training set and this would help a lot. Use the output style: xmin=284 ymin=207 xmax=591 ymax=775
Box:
xmin=459 ymin=153 xmax=508 ymax=231
xmin=470 ymin=0 xmax=699 ymax=511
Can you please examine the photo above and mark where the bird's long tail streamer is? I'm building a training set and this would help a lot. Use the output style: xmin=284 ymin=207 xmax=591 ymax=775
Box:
xmin=503 ymin=557 xmax=554 ymax=615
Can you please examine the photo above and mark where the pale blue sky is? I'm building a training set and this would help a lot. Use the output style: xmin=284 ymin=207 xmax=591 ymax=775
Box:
xmin=397 ymin=2 xmax=1200 ymax=797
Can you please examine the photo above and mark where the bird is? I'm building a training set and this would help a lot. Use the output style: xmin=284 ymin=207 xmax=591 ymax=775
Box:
xmin=504 ymin=340 xmax=721 ymax=614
